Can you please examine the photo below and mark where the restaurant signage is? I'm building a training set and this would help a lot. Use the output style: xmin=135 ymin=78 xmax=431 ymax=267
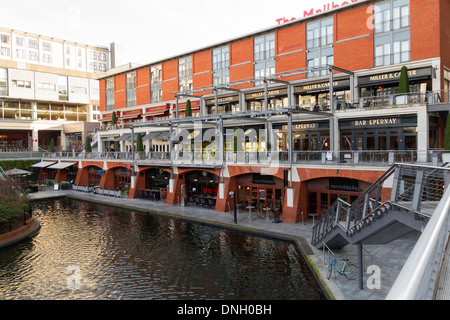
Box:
xmin=246 ymin=88 xmax=288 ymax=100
xmin=358 ymin=67 xmax=432 ymax=87
xmin=295 ymin=78 xmax=350 ymax=94
xmin=205 ymin=95 xmax=239 ymax=106
xmin=353 ymin=117 xmax=401 ymax=127
xmin=253 ymin=173 xmax=275 ymax=185
xmin=329 ymin=177 xmax=359 ymax=192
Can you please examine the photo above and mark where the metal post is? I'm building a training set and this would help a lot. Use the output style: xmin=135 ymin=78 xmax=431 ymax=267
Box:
xmin=329 ymin=68 xmax=335 ymax=160
xmin=131 ymin=126 xmax=135 ymax=176
xmin=264 ymin=80 xmax=268 ymax=111
xmin=358 ymin=243 xmax=364 ymax=290
xmin=169 ymin=123 xmax=174 ymax=179
xmin=175 ymin=96 xmax=179 ymax=119
xmin=288 ymin=110 xmax=293 ymax=187
xmin=215 ymin=89 xmax=218 ymax=115
xmin=233 ymin=190 xmax=237 ymax=224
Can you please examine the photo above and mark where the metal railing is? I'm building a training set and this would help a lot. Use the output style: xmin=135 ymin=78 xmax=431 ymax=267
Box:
xmin=42 ymin=149 xmax=447 ymax=168
xmin=311 ymin=164 xmax=449 ymax=246
xmin=386 ymin=183 xmax=450 ymax=300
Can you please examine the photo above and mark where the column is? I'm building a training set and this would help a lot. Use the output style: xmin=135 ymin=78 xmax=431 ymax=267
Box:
xmin=32 ymin=127 xmax=39 ymax=152
xmin=417 ymin=108 xmax=428 ymax=162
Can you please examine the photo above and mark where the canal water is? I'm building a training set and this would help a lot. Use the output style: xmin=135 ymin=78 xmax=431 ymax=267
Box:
xmin=0 ymin=198 xmax=326 ymax=300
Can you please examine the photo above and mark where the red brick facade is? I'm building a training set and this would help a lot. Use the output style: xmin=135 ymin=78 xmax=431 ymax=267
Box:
xmin=100 ymin=0 xmax=447 ymax=111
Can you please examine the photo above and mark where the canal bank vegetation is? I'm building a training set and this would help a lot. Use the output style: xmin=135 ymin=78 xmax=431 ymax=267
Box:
xmin=0 ymin=192 xmax=31 ymax=235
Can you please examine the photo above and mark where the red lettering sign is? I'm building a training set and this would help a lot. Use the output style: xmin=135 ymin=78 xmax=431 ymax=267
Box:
xmin=276 ymin=0 xmax=362 ymax=24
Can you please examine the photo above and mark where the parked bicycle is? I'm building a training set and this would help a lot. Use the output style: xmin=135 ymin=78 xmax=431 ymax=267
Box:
xmin=326 ymin=257 xmax=359 ymax=280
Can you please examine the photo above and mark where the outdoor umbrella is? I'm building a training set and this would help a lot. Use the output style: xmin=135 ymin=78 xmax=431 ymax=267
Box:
xmin=4 ymin=168 xmax=32 ymax=176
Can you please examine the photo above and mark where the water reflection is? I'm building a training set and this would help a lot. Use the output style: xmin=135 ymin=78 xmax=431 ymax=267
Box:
xmin=0 ymin=198 xmax=325 ymax=300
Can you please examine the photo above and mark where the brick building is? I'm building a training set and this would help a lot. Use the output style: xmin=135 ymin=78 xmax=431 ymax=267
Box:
xmin=41 ymin=0 xmax=450 ymax=223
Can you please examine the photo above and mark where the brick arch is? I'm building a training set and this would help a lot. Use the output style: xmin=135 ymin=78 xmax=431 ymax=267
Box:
xmin=74 ymin=164 xmax=103 ymax=186
xmin=297 ymin=167 xmax=385 ymax=186
xmin=227 ymin=165 xmax=288 ymax=180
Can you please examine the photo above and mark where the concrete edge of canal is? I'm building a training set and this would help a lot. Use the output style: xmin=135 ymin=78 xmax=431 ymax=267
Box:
xmin=0 ymin=218 xmax=41 ymax=250
xmin=23 ymin=191 xmax=345 ymax=300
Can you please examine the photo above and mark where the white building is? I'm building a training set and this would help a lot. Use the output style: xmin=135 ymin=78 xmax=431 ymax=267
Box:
xmin=0 ymin=27 xmax=110 ymax=152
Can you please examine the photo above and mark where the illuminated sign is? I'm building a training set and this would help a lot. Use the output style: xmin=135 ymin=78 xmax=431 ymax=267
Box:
xmin=276 ymin=0 xmax=363 ymax=25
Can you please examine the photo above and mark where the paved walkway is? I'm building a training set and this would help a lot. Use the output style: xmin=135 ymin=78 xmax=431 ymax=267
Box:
xmin=29 ymin=188 xmax=420 ymax=300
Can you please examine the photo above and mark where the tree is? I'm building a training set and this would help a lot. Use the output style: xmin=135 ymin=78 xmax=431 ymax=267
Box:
xmin=445 ymin=114 xmax=450 ymax=151
xmin=136 ymin=133 xmax=144 ymax=152
xmin=398 ymin=66 xmax=410 ymax=94
xmin=0 ymin=194 xmax=29 ymax=224
xmin=185 ymin=99 xmax=192 ymax=117
xmin=111 ymin=111 xmax=118 ymax=125
xmin=85 ymin=136 xmax=92 ymax=153
xmin=49 ymin=139 xmax=55 ymax=153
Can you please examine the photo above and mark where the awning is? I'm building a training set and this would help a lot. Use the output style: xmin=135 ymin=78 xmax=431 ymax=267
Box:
xmin=116 ymin=134 xmax=131 ymax=141
xmin=47 ymin=162 xmax=78 ymax=170
xmin=31 ymin=161 xmax=56 ymax=168
xmin=142 ymin=110 xmax=167 ymax=117
xmin=119 ymin=114 xmax=141 ymax=120
xmin=156 ymin=131 xmax=170 ymax=139
xmin=143 ymin=131 xmax=163 ymax=140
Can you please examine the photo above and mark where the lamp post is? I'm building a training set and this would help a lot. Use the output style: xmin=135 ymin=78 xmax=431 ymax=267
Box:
xmin=229 ymin=190 xmax=237 ymax=224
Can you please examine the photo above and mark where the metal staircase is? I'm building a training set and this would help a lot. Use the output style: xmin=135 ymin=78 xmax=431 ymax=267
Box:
xmin=312 ymin=164 xmax=450 ymax=249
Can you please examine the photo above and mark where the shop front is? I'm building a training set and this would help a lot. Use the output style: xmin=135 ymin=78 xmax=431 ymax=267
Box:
xmin=245 ymin=87 xmax=288 ymax=112
xmin=340 ymin=114 xmax=418 ymax=155
xmin=114 ymin=167 xmax=132 ymax=191
xmin=236 ymin=173 xmax=285 ymax=214
xmin=205 ymin=94 xmax=240 ymax=115
xmin=306 ymin=177 xmax=370 ymax=216
xmin=358 ymin=66 xmax=433 ymax=106
xmin=295 ymin=78 xmax=350 ymax=111
xmin=0 ymin=130 xmax=31 ymax=151
xmin=185 ymin=170 xmax=219 ymax=196
xmin=274 ymin=121 xmax=330 ymax=157
xmin=139 ymin=168 xmax=170 ymax=201
xmin=184 ymin=170 xmax=219 ymax=209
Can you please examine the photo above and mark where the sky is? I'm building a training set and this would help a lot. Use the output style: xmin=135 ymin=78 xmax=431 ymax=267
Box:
xmin=1 ymin=0 xmax=336 ymax=67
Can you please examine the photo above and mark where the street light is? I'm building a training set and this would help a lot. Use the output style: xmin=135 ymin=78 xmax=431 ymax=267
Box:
xmin=229 ymin=190 xmax=237 ymax=224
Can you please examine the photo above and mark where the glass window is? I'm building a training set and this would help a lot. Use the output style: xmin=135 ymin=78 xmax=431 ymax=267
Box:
xmin=0 ymin=34 xmax=9 ymax=44
xmin=41 ymin=41 xmax=51 ymax=52
xmin=106 ymin=77 xmax=115 ymax=110
xmin=306 ymin=17 xmax=334 ymax=78
xmin=179 ymin=56 xmax=193 ymax=93
xmin=0 ymin=68 xmax=7 ymax=95
xmin=254 ymin=33 xmax=275 ymax=86
xmin=58 ymin=76 xmax=68 ymax=101
xmin=374 ymin=0 xmax=410 ymax=66
xmin=28 ymin=39 xmax=38 ymax=49
xmin=151 ymin=64 xmax=162 ymax=103
xmin=213 ymin=46 xmax=229 ymax=88
xmin=126 ymin=71 xmax=136 ymax=107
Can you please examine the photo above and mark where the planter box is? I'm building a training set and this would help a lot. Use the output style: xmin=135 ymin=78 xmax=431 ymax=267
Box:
xmin=395 ymin=95 xmax=409 ymax=105
xmin=442 ymin=153 xmax=450 ymax=164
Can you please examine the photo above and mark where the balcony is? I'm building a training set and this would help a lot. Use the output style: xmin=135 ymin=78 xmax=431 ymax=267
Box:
xmin=42 ymin=149 xmax=447 ymax=168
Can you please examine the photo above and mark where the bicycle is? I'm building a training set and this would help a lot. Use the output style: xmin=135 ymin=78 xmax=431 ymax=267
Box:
xmin=326 ymin=257 xmax=359 ymax=280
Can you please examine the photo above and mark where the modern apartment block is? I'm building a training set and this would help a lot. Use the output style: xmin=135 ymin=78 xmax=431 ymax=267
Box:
xmin=0 ymin=27 xmax=110 ymax=152
xmin=41 ymin=0 xmax=450 ymax=224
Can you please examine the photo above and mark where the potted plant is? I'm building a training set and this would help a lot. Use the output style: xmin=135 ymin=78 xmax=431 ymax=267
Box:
xmin=135 ymin=133 xmax=144 ymax=160
xmin=185 ymin=99 xmax=192 ymax=117
xmin=111 ymin=111 xmax=118 ymax=128
xmin=396 ymin=66 xmax=410 ymax=105
xmin=49 ymin=139 xmax=55 ymax=153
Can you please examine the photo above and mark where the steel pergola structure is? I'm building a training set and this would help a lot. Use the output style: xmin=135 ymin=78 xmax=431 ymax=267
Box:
xmin=120 ymin=65 xmax=354 ymax=181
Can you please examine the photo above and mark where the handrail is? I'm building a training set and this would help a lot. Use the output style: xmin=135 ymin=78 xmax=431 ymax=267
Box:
xmin=312 ymin=163 xmax=448 ymax=245
xmin=386 ymin=185 xmax=450 ymax=300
